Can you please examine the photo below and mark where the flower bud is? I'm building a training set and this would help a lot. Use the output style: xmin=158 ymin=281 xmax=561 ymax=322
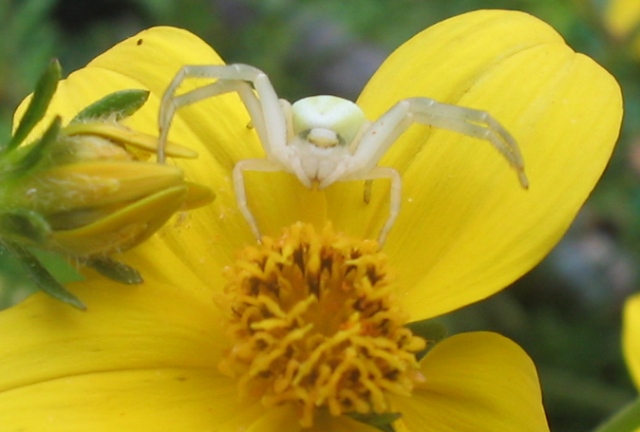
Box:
xmin=1 ymin=121 xmax=212 ymax=257
xmin=0 ymin=60 xmax=214 ymax=308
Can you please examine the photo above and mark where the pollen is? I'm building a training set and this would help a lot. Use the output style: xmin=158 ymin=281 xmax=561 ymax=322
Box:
xmin=219 ymin=223 xmax=426 ymax=427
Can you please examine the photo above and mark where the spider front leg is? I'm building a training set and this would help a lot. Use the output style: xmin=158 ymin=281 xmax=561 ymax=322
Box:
xmin=157 ymin=64 xmax=287 ymax=163
xmin=352 ymin=97 xmax=529 ymax=188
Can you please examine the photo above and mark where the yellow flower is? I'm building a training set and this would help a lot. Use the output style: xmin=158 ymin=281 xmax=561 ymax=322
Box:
xmin=605 ymin=0 xmax=640 ymax=63
xmin=615 ymin=293 xmax=640 ymax=432
xmin=0 ymin=9 xmax=621 ymax=431
xmin=624 ymin=294 xmax=640 ymax=391
xmin=605 ymin=0 xmax=640 ymax=41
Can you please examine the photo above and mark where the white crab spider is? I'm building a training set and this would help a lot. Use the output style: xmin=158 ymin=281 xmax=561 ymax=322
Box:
xmin=158 ymin=63 xmax=528 ymax=245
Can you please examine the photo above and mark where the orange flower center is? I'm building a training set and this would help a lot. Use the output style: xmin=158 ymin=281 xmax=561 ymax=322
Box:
xmin=219 ymin=223 xmax=425 ymax=427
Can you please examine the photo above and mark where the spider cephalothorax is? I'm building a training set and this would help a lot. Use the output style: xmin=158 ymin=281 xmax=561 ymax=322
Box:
xmin=158 ymin=64 xmax=528 ymax=244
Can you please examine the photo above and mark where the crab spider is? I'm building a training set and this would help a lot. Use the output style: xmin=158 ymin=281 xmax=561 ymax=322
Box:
xmin=158 ymin=63 xmax=528 ymax=245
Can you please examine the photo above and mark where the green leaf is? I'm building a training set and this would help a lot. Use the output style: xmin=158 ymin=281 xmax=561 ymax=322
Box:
xmin=6 ymin=59 xmax=61 ymax=152
xmin=592 ymin=396 xmax=640 ymax=432
xmin=405 ymin=319 xmax=447 ymax=360
xmin=71 ymin=89 xmax=150 ymax=123
xmin=1 ymin=116 xmax=61 ymax=180
xmin=348 ymin=412 xmax=402 ymax=432
xmin=2 ymin=241 xmax=86 ymax=310
xmin=0 ymin=209 xmax=51 ymax=244
xmin=86 ymin=257 xmax=143 ymax=285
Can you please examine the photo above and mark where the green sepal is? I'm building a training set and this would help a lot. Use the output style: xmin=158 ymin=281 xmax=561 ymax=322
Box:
xmin=0 ymin=209 xmax=51 ymax=244
xmin=86 ymin=257 xmax=143 ymax=285
xmin=1 ymin=116 xmax=61 ymax=181
xmin=6 ymin=59 xmax=61 ymax=152
xmin=348 ymin=412 xmax=402 ymax=432
xmin=71 ymin=89 xmax=150 ymax=123
xmin=30 ymin=248 xmax=85 ymax=284
xmin=2 ymin=241 xmax=86 ymax=310
xmin=405 ymin=319 xmax=447 ymax=360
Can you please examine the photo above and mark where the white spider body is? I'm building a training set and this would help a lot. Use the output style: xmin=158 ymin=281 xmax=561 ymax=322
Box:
xmin=282 ymin=95 xmax=370 ymax=188
xmin=158 ymin=64 xmax=528 ymax=244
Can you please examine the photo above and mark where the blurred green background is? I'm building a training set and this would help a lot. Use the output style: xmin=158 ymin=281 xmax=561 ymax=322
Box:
xmin=0 ymin=0 xmax=638 ymax=430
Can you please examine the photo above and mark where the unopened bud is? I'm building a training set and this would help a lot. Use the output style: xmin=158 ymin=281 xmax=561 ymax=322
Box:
xmin=1 ymin=60 xmax=214 ymax=309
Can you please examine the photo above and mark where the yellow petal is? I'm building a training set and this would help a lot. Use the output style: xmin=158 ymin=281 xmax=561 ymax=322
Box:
xmin=390 ymin=332 xmax=549 ymax=432
xmin=0 ymin=369 xmax=271 ymax=431
xmin=624 ymin=293 xmax=640 ymax=390
xmin=0 ymin=277 xmax=221 ymax=391
xmin=241 ymin=404 xmax=379 ymax=432
xmin=310 ymin=411 xmax=382 ymax=432
xmin=0 ymin=276 xmax=271 ymax=430
xmin=350 ymin=9 xmax=621 ymax=319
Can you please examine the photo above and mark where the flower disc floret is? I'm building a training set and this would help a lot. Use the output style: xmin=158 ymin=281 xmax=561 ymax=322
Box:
xmin=220 ymin=223 xmax=426 ymax=427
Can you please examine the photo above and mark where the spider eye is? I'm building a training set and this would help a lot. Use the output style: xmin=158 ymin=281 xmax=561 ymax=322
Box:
xmin=292 ymin=96 xmax=367 ymax=145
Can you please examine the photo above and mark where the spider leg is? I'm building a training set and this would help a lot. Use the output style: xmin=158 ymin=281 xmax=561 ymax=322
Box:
xmin=353 ymin=97 xmax=528 ymax=188
xmin=346 ymin=166 xmax=401 ymax=246
xmin=233 ymin=158 xmax=283 ymax=241
xmin=158 ymin=64 xmax=287 ymax=162
xmin=159 ymin=79 xmax=265 ymax=162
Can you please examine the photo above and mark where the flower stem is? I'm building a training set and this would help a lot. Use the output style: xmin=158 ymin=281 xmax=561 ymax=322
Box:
xmin=593 ymin=397 xmax=640 ymax=432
